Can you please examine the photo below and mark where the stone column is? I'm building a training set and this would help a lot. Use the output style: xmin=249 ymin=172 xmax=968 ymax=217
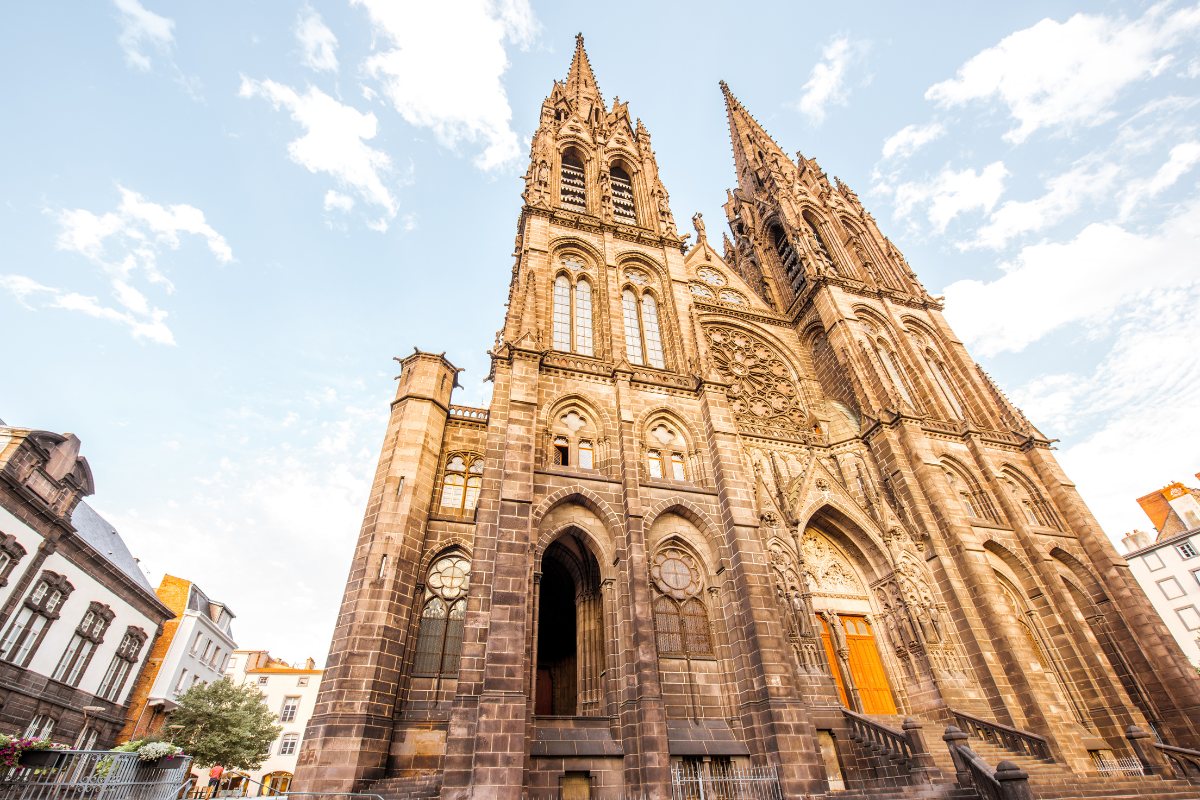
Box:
xmin=577 ymin=589 xmax=604 ymax=716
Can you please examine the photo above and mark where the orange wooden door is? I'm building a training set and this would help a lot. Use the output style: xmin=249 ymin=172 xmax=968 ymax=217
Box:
xmin=819 ymin=617 xmax=850 ymax=706
xmin=843 ymin=616 xmax=897 ymax=714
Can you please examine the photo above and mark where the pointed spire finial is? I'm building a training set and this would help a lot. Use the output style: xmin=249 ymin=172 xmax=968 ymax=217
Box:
xmin=564 ymin=32 xmax=602 ymax=109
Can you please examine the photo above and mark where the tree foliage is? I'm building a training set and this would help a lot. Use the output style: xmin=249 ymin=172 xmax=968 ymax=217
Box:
xmin=166 ymin=677 xmax=282 ymax=770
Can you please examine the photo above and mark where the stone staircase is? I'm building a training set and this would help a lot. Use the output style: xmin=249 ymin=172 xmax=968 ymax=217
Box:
xmin=857 ymin=714 xmax=1200 ymax=800
xmin=366 ymin=773 xmax=442 ymax=800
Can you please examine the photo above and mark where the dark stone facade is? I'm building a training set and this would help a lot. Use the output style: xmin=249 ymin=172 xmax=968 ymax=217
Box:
xmin=294 ymin=38 xmax=1200 ymax=799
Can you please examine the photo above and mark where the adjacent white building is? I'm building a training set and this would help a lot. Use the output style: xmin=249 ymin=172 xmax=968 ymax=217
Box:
xmin=1122 ymin=478 xmax=1200 ymax=665
xmin=121 ymin=575 xmax=236 ymax=740
xmin=221 ymin=650 xmax=322 ymax=795
xmin=0 ymin=426 xmax=173 ymax=748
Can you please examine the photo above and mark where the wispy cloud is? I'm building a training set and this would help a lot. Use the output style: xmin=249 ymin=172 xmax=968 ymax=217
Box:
xmin=295 ymin=5 xmax=338 ymax=72
xmin=1118 ymin=140 xmax=1200 ymax=218
xmin=797 ymin=35 xmax=869 ymax=125
xmin=112 ymin=0 xmax=174 ymax=72
xmin=926 ymin=4 xmax=1200 ymax=143
xmin=967 ymin=160 xmax=1120 ymax=249
xmin=353 ymin=0 xmax=540 ymax=170
xmin=1 ymin=187 xmax=231 ymax=345
xmin=886 ymin=161 xmax=1009 ymax=231
xmin=239 ymin=78 xmax=395 ymax=226
xmin=881 ymin=122 xmax=945 ymax=159
xmin=943 ymin=195 xmax=1200 ymax=355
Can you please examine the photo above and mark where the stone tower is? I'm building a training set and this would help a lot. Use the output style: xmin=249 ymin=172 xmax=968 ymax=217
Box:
xmin=294 ymin=37 xmax=1200 ymax=799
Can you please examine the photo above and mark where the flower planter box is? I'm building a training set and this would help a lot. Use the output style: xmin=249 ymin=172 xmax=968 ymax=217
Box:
xmin=19 ymin=750 xmax=61 ymax=768
xmin=149 ymin=755 xmax=184 ymax=770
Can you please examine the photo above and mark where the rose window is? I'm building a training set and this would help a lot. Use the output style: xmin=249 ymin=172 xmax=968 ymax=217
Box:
xmin=704 ymin=326 xmax=804 ymax=430
xmin=427 ymin=556 xmax=471 ymax=600
xmin=651 ymin=548 xmax=702 ymax=600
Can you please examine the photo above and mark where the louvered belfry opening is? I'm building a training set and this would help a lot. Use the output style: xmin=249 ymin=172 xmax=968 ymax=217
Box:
xmin=771 ymin=223 xmax=804 ymax=293
xmin=610 ymin=164 xmax=636 ymax=223
xmin=560 ymin=148 xmax=587 ymax=211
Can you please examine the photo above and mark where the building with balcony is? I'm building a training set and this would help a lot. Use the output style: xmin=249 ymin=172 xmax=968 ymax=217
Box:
xmin=120 ymin=575 xmax=237 ymax=741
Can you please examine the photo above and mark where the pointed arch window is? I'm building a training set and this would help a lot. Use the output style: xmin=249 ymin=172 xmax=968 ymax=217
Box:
xmin=610 ymin=165 xmax=636 ymax=223
xmin=874 ymin=342 xmax=914 ymax=407
xmin=926 ymin=353 xmax=964 ymax=419
xmin=622 ymin=288 xmax=666 ymax=369
xmin=641 ymin=293 xmax=665 ymax=368
xmin=413 ymin=555 xmax=470 ymax=676
xmin=560 ymin=149 xmax=586 ymax=211
xmin=552 ymin=273 xmax=595 ymax=356
xmin=770 ymin=224 xmax=804 ymax=294
xmin=553 ymin=275 xmax=572 ymax=351
xmin=803 ymin=215 xmax=836 ymax=274
xmin=622 ymin=289 xmax=644 ymax=365
xmin=650 ymin=549 xmax=713 ymax=657
xmin=440 ymin=455 xmax=483 ymax=515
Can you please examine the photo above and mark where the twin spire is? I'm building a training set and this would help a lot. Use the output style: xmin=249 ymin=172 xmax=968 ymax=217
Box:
xmin=559 ymin=38 xmax=793 ymax=184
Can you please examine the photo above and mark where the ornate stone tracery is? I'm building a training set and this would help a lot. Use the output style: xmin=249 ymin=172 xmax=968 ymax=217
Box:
xmin=704 ymin=325 xmax=805 ymax=431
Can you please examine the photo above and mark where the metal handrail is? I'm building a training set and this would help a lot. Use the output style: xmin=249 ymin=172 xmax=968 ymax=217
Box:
xmin=950 ymin=709 xmax=1052 ymax=761
xmin=0 ymin=748 xmax=193 ymax=800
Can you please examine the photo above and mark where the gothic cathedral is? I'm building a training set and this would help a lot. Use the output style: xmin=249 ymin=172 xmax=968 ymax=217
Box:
xmin=294 ymin=37 xmax=1200 ymax=799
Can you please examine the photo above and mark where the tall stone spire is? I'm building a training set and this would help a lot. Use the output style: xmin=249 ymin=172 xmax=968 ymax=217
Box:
xmin=721 ymin=80 xmax=793 ymax=192
xmin=564 ymin=33 xmax=604 ymax=112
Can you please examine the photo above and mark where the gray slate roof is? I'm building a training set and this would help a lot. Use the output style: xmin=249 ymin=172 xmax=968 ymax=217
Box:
xmin=70 ymin=501 xmax=156 ymax=594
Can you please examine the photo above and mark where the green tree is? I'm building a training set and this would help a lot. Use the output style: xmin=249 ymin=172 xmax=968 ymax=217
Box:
xmin=166 ymin=677 xmax=282 ymax=770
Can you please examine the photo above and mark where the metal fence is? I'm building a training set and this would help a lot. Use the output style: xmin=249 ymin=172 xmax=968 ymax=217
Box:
xmin=0 ymin=750 xmax=193 ymax=800
xmin=669 ymin=763 xmax=781 ymax=800
xmin=1091 ymin=755 xmax=1144 ymax=777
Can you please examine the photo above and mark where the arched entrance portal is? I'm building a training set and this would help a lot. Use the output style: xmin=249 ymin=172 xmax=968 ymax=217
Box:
xmin=798 ymin=509 xmax=899 ymax=715
xmin=535 ymin=532 xmax=604 ymax=716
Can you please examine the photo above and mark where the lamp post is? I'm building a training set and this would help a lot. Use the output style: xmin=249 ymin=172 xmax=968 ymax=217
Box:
xmin=73 ymin=706 xmax=105 ymax=749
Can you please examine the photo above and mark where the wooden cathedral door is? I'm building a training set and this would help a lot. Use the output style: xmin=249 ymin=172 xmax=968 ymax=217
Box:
xmin=844 ymin=616 xmax=896 ymax=714
xmin=819 ymin=617 xmax=850 ymax=706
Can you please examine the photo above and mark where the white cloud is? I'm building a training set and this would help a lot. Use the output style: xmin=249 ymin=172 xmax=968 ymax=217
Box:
xmin=295 ymin=5 xmax=338 ymax=72
xmin=353 ymin=0 xmax=539 ymax=170
xmin=881 ymin=122 xmax=945 ymax=159
xmin=1011 ymin=285 xmax=1200 ymax=537
xmin=927 ymin=4 xmax=1200 ymax=143
xmin=943 ymin=194 xmax=1200 ymax=355
xmin=889 ymin=161 xmax=1008 ymax=231
xmin=240 ymin=78 xmax=396 ymax=217
xmin=0 ymin=187 xmax=230 ymax=345
xmin=968 ymin=161 xmax=1121 ymax=249
xmin=112 ymin=0 xmax=174 ymax=72
xmin=798 ymin=35 xmax=868 ymax=125
xmin=1119 ymin=140 xmax=1200 ymax=217
xmin=99 ymin=395 xmax=387 ymax=666
xmin=324 ymin=190 xmax=355 ymax=211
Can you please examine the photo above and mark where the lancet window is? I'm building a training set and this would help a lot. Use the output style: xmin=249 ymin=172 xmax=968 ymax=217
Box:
xmin=610 ymin=164 xmax=636 ymax=223
xmin=803 ymin=213 xmax=836 ymax=274
xmin=560 ymin=149 xmax=587 ymax=211
xmin=650 ymin=548 xmax=713 ymax=657
xmin=622 ymin=288 xmax=665 ymax=369
xmin=646 ymin=423 xmax=689 ymax=482
xmin=925 ymin=351 xmax=964 ymax=419
xmin=770 ymin=224 xmax=804 ymax=294
xmin=413 ymin=554 xmax=470 ymax=676
xmin=552 ymin=273 xmax=595 ymax=356
xmin=440 ymin=454 xmax=483 ymax=515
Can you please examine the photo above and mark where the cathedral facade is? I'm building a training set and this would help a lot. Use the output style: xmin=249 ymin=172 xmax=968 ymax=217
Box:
xmin=294 ymin=38 xmax=1200 ymax=799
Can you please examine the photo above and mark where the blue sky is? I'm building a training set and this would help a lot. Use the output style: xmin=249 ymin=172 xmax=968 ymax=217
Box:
xmin=3 ymin=1 xmax=1199 ymax=665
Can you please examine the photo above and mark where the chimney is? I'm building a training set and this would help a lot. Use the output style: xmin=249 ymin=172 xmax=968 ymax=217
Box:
xmin=1121 ymin=530 xmax=1153 ymax=553
xmin=305 ymin=657 xmax=316 ymax=670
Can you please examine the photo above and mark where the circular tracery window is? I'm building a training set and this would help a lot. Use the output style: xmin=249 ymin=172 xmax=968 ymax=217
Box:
xmin=651 ymin=549 xmax=703 ymax=600
xmin=427 ymin=556 xmax=471 ymax=600
xmin=697 ymin=267 xmax=726 ymax=287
